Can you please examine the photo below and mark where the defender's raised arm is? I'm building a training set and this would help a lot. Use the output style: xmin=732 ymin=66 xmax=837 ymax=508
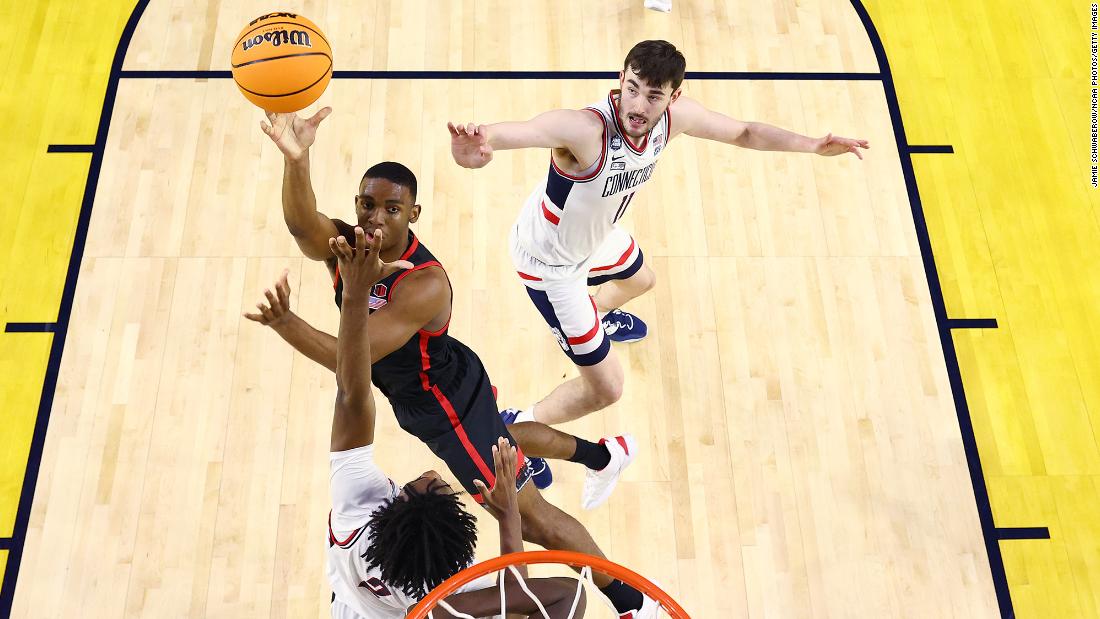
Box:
xmin=671 ymin=95 xmax=870 ymax=159
xmin=447 ymin=109 xmax=604 ymax=170
xmin=328 ymin=227 xmax=411 ymax=451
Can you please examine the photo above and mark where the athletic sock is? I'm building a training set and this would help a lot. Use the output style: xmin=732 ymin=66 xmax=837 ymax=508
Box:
xmin=568 ymin=437 xmax=612 ymax=471
xmin=599 ymin=579 xmax=644 ymax=614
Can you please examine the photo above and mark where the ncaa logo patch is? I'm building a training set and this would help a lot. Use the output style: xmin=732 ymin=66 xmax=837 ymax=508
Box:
xmin=368 ymin=283 xmax=389 ymax=310
xmin=610 ymin=135 xmax=623 ymax=151
xmin=550 ymin=327 xmax=570 ymax=352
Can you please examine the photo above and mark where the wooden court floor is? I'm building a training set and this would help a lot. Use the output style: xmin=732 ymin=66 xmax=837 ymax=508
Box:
xmin=1 ymin=1 xmax=1096 ymax=618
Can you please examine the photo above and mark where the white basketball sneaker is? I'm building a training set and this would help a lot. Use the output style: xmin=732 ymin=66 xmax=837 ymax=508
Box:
xmin=644 ymin=0 xmax=672 ymax=12
xmin=581 ymin=435 xmax=637 ymax=510
xmin=619 ymin=591 xmax=662 ymax=618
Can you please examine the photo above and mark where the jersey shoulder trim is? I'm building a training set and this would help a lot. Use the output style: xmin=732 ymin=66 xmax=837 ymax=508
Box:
xmin=328 ymin=511 xmax=368 ymax=549
xmin=388 ymin=261 xmax=446 ymax=301
xmin=549 ymin=107 xmax=607 ymax=183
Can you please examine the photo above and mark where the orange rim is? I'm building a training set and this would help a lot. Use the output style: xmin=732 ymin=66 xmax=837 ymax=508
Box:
xmin=407 ymin=549 xmax=689 ymax=618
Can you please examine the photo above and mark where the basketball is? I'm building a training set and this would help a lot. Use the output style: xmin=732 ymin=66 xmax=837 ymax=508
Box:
xmin=231 ymin=12 xmax=332 ymax=113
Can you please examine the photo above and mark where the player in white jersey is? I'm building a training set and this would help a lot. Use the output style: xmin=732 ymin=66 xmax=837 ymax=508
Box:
xmin=308 ymin=227 xmax=588 ymax=618
xmin=448 ymin=40 xmax=868 ymax=426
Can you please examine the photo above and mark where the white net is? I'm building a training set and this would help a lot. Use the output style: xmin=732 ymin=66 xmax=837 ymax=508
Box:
xmin=424 ymin=562 xmax=675 ymax=619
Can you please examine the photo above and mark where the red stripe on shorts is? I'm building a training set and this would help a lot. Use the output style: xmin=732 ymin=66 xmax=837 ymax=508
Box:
xmin=430 ymin=385 xmax=496 ymax=485
xmin=589 ymin=238 xmax=637 ymax=272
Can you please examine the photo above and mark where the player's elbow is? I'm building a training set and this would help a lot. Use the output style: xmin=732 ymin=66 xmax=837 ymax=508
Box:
xmin=289 ymin=231 xmax=331 ymax=261
xmin=336 ymin=385 xmax=371 ymax=412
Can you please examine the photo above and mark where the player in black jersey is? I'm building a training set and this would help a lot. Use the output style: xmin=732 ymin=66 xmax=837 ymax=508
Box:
xmin=253 ymin=108 xmax=660 ymax=617
xmin=319 ymin=226 xmax=587 ymax=617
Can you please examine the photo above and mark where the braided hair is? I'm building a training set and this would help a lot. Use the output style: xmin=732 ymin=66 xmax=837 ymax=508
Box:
xmin=361 ymin=479 xmax=479 ymax=598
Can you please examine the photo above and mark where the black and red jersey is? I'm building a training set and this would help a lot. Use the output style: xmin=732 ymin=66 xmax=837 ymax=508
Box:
xmin=330 ymin=224 xmax=462 ymax=408
xmin=327 ymin=221 xmax=530 ymax=502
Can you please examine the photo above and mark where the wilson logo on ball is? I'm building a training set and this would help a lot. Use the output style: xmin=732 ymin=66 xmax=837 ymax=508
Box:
xmin=241 ymin=29 xmax=313 ymax=52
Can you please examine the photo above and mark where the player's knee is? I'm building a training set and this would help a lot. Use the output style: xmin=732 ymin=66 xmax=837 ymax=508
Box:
xmin=519 ymin=508 xmax=552 ymax=547
xmin=588 ymin=376 xmax=623 ymax=408
xmin=517 ymin=492 xmax=551 ymax=544
xmin=528 ymin=517 xmax=570 ymax=550
xmin=635 ymin=265 xmax=657 ymax=293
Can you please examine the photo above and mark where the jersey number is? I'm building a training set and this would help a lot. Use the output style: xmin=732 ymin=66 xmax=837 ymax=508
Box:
xmin=613 ymin=192 xmax=635 ymax=223
xmin=359 ymin=577 xmax=392 ymax=598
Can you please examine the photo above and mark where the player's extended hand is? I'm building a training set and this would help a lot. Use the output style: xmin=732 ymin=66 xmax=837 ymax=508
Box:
xmin=260 ymin=107 xmax=333 ymax=161
xmin=447 ymin=122 xmax=494 ymax=169
xmin=472 ymin=437 xmax=521 ymax=523
xmin=243 ymin=268 xmax=294 ymax=328
xmin=814 ymin=133 xmax=870 ymax=160
xmin=328 ymin=227 xmax=413 ymax=300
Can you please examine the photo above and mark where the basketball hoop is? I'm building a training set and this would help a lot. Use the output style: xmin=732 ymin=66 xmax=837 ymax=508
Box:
xmin=407 ymin=550 xmax=690 ymax=618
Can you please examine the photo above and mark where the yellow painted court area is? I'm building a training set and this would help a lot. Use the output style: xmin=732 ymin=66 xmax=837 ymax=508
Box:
xmin=1 ymin=0 xmax=1097 ymax=616
xmin=867 ymin=0 xmax=1100 ymax=615
xmin=0 ymin=0 xmax=134 ymax=562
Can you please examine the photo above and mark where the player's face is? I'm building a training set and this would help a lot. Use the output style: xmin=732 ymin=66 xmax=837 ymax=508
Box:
xmin=400 ymin=470 xmax=449 ymax=499
xmin=354 ymin=177 xmax=421 ymax=254
xmin=617 ymin=67 xmax=680 ymax=138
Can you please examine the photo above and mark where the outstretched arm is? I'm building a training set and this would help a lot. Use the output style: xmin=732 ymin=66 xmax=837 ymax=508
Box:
xmin=330 ymin=229 xmax=377 ymax=451
xmin=260 ymin=107 xmax=342 ymax=260
xmin=447 ymin=109 xmax=604 ymax=169
xmin=244 ymin=268 xmax=449 ymax=373
xmin=472 ymin=438 xmax=526 ymax=566
xmin=671 ymin=95 xmax=870 ymax=159
xmin=328 ymin=227 xmax=412 ymax=451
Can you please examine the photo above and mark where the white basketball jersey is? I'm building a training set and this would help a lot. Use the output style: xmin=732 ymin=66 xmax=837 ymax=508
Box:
xmin=325 ymin=446 xmax=499 ymax=619
xmin=326 ymin=446 xmax=417 ymax=618
xmin=514 ymin=90 xmax=671 ymax=266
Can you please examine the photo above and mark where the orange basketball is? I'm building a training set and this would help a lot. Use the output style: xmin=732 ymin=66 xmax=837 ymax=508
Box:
xmin=231 ymin=12 xmax=332 ymax=113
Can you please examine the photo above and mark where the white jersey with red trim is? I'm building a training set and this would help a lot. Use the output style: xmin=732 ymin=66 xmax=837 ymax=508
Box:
xmin=513 ymin=90 xmax=671 ymax=267
xmin=326 ymin=446 xmax=417 ymax=617
xmin=326 ymin=446 xmax=500 ymax=618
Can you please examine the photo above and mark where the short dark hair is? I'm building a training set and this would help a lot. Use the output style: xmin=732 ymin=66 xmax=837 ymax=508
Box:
xmin=361 ymin=480 xmax=478 ymax=598
xmin=623 ymin=40 xmax=686 ymax=91
xmin=361 ymin=161 xmax=418 ymax=202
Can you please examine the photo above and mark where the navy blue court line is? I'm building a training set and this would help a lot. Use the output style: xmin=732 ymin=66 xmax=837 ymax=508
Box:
xmin=46 ymin=144 xmax=95 ymax=153
xmin=4 ymin=323 xmax=57 ymax=333
xmin=0 ymin=538 xmax=10 ymax=551
xmin=948 ymin=318 xmax=999 ymax=329
xmin=0 ymin=1 xmax=152 ymax=615
xmin=909 ymin=144 xmax=954 ymax=154
xmin=995 ymin=527 xmax=1051 ymax=540
xmin=118 ymin=69 xmax=882 ymax=81
xmin=850 ymin=1 xmax=1013 ymax=616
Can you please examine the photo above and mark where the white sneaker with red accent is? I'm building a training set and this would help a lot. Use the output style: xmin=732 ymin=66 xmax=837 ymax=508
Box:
xmin=619 ymin=592 xmax=661 ymax=618
xmin=582 ymin=435 xmax=637 ymax=510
